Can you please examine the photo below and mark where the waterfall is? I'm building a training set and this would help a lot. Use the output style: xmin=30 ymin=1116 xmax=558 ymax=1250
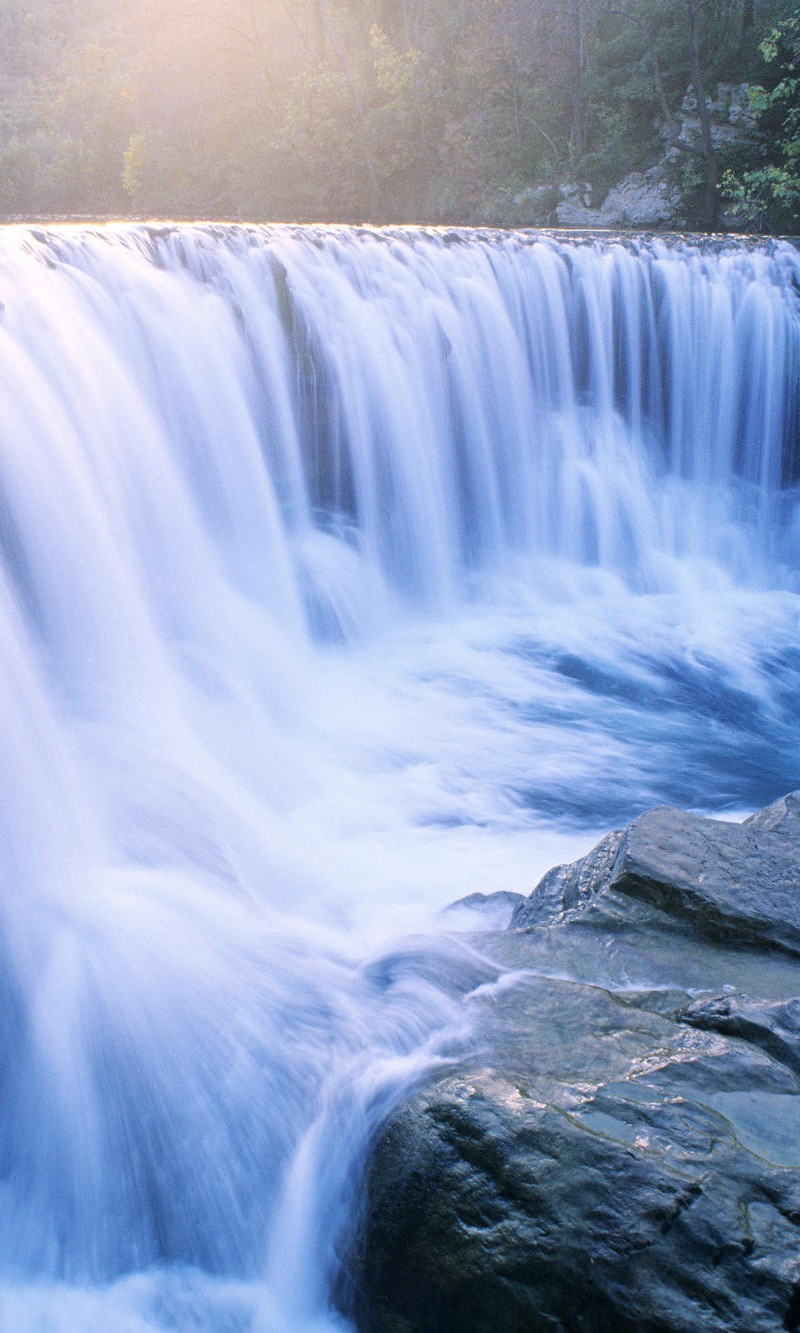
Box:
xmin=0 ymin=223 xmax=798 ymax=1330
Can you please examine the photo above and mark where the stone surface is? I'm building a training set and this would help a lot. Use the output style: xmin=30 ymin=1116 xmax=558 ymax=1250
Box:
xmin=677 ymin=82 xmax=761 ymax=152
xmin=441 ymin=889 xmax=525 ymax=931
xmin=544 ymin=80 xmax=761 ymax=231
xmin=554 ymin=182 xmax=606 ymax=228
xmin=681 ymin=992 xmax=800 ymax=1077
xmin=354 ymin=794 xmax=800 ymax=1333
xmin=512 ymin=793 xmax=800 ymax=957
xmin=554 ymin=166 xmax=683 ymax=230
xmin=599 ymin=167 xmax=683 ymax=228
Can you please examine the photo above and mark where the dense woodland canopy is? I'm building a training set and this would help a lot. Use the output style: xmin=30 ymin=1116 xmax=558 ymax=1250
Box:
xmin=0 ymin=0 xmax=797 ymax=228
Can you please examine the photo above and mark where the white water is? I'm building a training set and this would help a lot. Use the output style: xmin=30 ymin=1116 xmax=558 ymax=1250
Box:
xmin=0 ymin=223 xmax=798 ymax=1330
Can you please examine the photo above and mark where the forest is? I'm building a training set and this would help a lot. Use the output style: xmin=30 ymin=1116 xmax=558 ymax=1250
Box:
xmin=0 ymin=0 xmax=798 ymax=229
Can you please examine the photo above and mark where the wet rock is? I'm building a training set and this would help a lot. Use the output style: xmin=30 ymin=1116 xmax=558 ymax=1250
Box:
xmin=355 ymin=794 xmax=800 ymax=1333
xmin=441 ymin=890 xmax=525 ymax=930
xmin=680 ymin=993 xmax=800 ymax=1077
xmin=512 ymin=793 xmax=800 ymax=957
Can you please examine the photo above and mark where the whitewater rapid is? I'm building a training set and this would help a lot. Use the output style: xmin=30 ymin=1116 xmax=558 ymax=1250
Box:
xmin=0 ymin=223 xmax=798 ymax=1330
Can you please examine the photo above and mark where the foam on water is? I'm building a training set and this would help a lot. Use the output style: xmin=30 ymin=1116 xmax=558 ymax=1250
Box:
xmin=0 ymin=223 xmax=798 ymax=1328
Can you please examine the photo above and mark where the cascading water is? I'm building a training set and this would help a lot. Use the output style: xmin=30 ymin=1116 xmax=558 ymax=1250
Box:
xmin=0 ymin=222 xmax=798 ymax=1330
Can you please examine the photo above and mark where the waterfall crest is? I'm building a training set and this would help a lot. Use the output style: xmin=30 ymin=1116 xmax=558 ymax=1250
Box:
xmin=3 ymin=226 xmax=798 ymax=637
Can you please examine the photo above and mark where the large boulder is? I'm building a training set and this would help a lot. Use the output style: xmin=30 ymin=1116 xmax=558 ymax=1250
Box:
xmin=553 ymin=167 xmax=683 ymax=230
xmin=554 ymin=183 xmax=606 ymax=228
xmin=600 ymin=167 xmax=683 ymax=229
xmin=354 ymin=793 xmax=800 ymax=1332
xmin=512 ymin=792 xmax=800 ymax=955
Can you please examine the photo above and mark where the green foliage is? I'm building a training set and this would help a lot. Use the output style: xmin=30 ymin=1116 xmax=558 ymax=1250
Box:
xmin=122 ymin=133 xmax=146 ymax=199
xmin=0 ymin=0 xmax=792 ymax=225
xmin=43 ymin=43 xmax=132 ymax=212
xmin=577 ymin=6 xmax=673 ymax=199
xmin=723 ymin=10 xmax=800 ymax=230
xmin=0 ymin=134 xmax=46 ymax=214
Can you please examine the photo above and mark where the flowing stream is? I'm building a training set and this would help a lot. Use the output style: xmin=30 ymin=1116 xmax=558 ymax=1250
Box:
xmin=0 ymin=223 xmax=798 ymax=1330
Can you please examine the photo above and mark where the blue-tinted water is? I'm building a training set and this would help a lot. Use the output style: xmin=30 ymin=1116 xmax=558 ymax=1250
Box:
xmin=0 ymin=223 xmax=797 ymax=1329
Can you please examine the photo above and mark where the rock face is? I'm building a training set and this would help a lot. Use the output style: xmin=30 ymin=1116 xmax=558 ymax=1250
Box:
xmin=555 ymin=166 xmax=682 ymax=229
xmin=354 ymin=793 xmax=800 ymax=1332
xmin=512 ymin=794 xmax=800 ymax=955
xmin=674 ymin=82 xmax=761 ymax=155
xmin=544 ymin=80 xmax=762 ymax=230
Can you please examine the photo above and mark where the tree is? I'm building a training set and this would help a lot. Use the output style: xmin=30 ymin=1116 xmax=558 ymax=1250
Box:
xmin=722 ymin=10 xmax=800 ymax=231
xmin=44 ymin=42 xmax=132 ymax=213
xmin=684 ymin=0 xmax=718 ymax=227
xmin=0 ymin=0 xmax=790 ymax=224
xmin=587 ymin=0 xmax=720 ymax=228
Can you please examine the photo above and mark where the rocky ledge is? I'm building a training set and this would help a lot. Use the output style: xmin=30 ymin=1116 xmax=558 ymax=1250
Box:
xmin=354 ymin=793 xmax=800 ymax=1332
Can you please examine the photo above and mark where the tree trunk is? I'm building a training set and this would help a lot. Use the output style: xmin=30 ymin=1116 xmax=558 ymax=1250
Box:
xmin=318 ymin=0 xmax=383 ymax=210
xmin=686 ymin=0 xmax=718 ymax=229
xmin=740 ymin=0 xmax=754 ymax=51
xmin=569 ymin=0 xmax=586 ymax=158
